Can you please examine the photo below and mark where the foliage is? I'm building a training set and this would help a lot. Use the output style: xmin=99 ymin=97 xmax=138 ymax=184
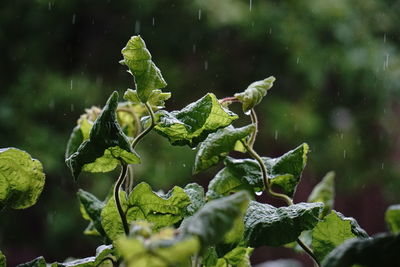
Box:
xmin=0 ymin=35 xmax=399 ymax=267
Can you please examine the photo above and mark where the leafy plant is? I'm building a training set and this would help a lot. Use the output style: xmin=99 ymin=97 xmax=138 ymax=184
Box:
xmin=1 ymin=35 xmax=399 ymax=267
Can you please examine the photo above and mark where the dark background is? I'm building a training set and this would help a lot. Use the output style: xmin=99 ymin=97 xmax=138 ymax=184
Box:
xmin=1 ymin=0 xmax=400 ymax=265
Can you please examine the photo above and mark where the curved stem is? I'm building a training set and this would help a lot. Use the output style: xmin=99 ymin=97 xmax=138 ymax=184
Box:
xmin=296 ymin=238 xmax=320 ymax=266
xmin=218 ymin=96 xmax=239 ymax=105
xmin=131 ymin=102 xmax=155 ymax=150
xmin=241 ymin=141 xmax=293 ymax=206
xmin=248 ymin=108 xmax=258 ymax=148
xmin=114 ymin=164 xmax=129 ymax=236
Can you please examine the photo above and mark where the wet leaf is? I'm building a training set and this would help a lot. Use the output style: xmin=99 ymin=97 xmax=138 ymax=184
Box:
xmin=181 ymin=191 xmax=249 ymax=248
xmin=206 ymin=143 xmax=309 ymax=199
xmin=311 ymin=210 xmax=368 ymax=263
xmin=183 ymin=183 xmax=206 ymax=216
xmin=0 ymin=148 xmax=45 ymax=210
xmin=120 ymin=35 xmax=167 ymax=102
xmin=65 ymin=92 xmax=140 ymax=180
xmin=244 ymin=201 xmax=322 ymax=246
xmin=153 ymin=93 xmax=238 ymax=147
xmin=321 ymin=233 xmax=400 ymax=267
xmin=193 ymin=125 xmax=255 ymax=173
xmin=77 ymin=189 xmax=106 ymax=237
xmin=101 ymin=182 xmax=190 ymax=241
xmin=308 ymin=171 xmax=335 ymax=218
xmin=234 ymin=76 xmax=275 ymax=112
xmin=385 ymin=204 xmax=400 ymax=234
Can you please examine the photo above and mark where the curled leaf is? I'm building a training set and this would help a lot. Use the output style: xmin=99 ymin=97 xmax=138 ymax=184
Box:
xmin=0 ymin=148 xmax=45 ymax=210
xmin=65 ymin=92 xmax=140 ymax=180
xmin=308 ymin=171 xmax=335 ymax=218
xmin=120 ymin=35 xmax=167 ymax=102
xmin=234 ymin=76 xmax=275 ymax=112
xmin=153 ymin=93 xmax=238 ymax=147
xmin=193 ymin=125 xmax=255 ymax=174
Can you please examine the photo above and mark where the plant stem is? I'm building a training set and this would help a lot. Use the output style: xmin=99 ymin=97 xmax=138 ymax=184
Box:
xmin=131 ymin=102 xmax=155 ymax=149
xmin=192 ymin=254 xmax=200 ymax=267
xmin=242 ymin=141 xmax=293 ymax=205
xmin=248 ymin=108 xmax=258 ymax=148
xmin=114 ymin=164 xmax=129 ymax=236
xmin=218 ymin=96 xmax=239 ymax=105
xmin=296 ymin=237 xmax=320 ymax=266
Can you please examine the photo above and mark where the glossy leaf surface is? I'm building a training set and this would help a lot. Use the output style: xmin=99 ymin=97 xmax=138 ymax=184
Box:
xmin=234 ymin=76 xmax=275 ymax=112
xmin=0 ymin=148 xmax=45 ymax=210
xmin=153 ymin=93 xmax=238 ymax=147
xmin=244 ymin=201 xmax=322 ymax=246
xmin=308 ymin=171 xmax=335 ymax=218
xmin=385 ymin=204 xmax=400 ymax=234
xmin=77 ymin=189 xmax=106 ymax=237
xmin=120 ymin=36 xmax=167 ymax=102
xmin=311 ymin=210 xmax=368 ymax=263
xmin=194 ymin=125 xmax=255 ymax=173
xmin=65 ymin=92 xmax=140 ymax=180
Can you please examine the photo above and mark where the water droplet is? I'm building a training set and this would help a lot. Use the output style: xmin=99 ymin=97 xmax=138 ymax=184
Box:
xmin=204 ymin=61 xmax=208 ymax=70
xmin=274 ymin=130 xmax=279 ymax=140
xmin=244 ymin=110 xmax=251 ymax=116
xmin=269 ymin=28 xmax=272 ymax=34
xmin=198 ymin=9 xmax=202 ymax=20
xmin=381 ymin=163 xmax=384 ymax=169
xmin=71 ymin=104 xmax=75 ymax=112
xmin=70 ymin=79 xmax=73 ymax=90
xmin=255 ymin=191 xmax=262 ymax=196
xmin=249 ymin=0 xmax=252 ymax=11
xmin=48 ymin=2 xmax=52 ymax=11
xmin=340 ymin=133 xmax=344 ymax=139
xmin=182 ymin=163 xmax=186 ymax=168
xmin=135 ymin=20 xmax=141 ymax=34
xmin=383 ymin=53 xmax=389 ymax=70
xmin=383 ymin=33 xmax=386 ymax=43
xmin=72 ymin=14 xmax=76 ymax=24
xmin=296 ymin=57 xmax=300 ymax=64
xmin=152 ymin=17 xmax=155 ymax=26
xmin=343 ymin=150 xmax=346 ymax=159
xmin=192 ymin=44 xmax=196 ymax=54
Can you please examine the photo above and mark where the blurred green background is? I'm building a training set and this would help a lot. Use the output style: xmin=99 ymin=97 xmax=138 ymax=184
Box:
xmin=1 ymin=0 xmax=400 ymax=265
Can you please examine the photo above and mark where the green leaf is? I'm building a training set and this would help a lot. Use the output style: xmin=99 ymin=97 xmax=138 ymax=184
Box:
xmin=65 ymin=92 xmax=140 ymax=180
xmin=153 ymin=93 xmax=238 ymax=147
xmin=311 ymin=210 xmax=369 ymax=263
xmin=308 ymin=171 xmax=335 ymax=218
xmin=116 ymin=235 xmax=200 ymax=267
xmin=206 ymin=166 xmax=256 ymax=201
xmin=183 ymin=183 xmax=205 ymax=216
xmin=321 ymin=233 xmax=400 ymax=267
xmin=213 ymin=247 xmax=253 ymax=267
xmin=16 ymin=257 xmax=46 ymax=267
xmin=0 ymin=148 xmax=45 ymax=210
xmin=124 ymin=89 xmax=171 ymax=110
xmin=120 ymin=35 xmax=167 ymax=102
xmin=234 ymin=76 xmax=275 ymax=112
xmin=0 ymin=251 xmax=5 ymax=267
xmin=101 ymin=182 xmax=191 ymax=240
xmin=385 ymin=204 xmax=400 ymax=234
xmin=55 ymin=245 xmax=114 ymax=267
xmin=244 ymin=201 xmax=322 ymax=247
xmin=194 ymin=125 xmax=255 ymax=174
xmin=206 ymin=143 xmax=309 ymax=199
xmin=77 ymin=189 xmax=106 ymax=237
xmin=181 ymin=191 xmax=250 ymax=248
xmin=65 ymin=107 xmax=101 ymax=159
